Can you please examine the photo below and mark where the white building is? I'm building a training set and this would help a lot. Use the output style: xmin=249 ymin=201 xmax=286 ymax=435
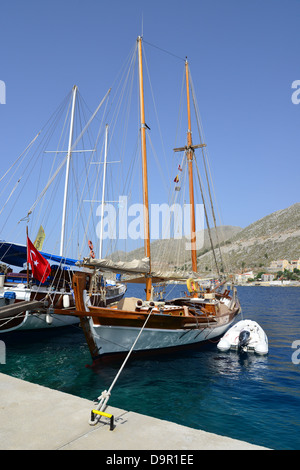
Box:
xmin=235 ymin=271 xmax=254 ymax=284
xmin=261 ymin=273 xmax=275 ymax=282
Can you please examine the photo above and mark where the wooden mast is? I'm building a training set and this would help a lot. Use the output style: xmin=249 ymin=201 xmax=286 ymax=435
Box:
xmin=137 ymin=36 xmax=152 ymax=300
xmin=185 ymin=60 xmax=197 ymax=273
xmin=174 ymin=61 xmax=207 ymax=276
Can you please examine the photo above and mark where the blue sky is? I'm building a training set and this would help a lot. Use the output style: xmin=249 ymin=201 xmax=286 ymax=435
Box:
xmin=0 ymin=0 xmax=300 ymax=256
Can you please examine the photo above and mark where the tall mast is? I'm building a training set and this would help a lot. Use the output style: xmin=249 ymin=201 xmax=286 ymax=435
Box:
xmin=185 ymin=60 xmax=197 ymax=273
xmin=137 ymin=36 xmax=152 ymax=300
xmin=60 ymin=85 xmax=77 ymax=256
xmin=174 ymin=62 xmax=207 ymax=274
xmin=99 ymin=124 xmax=109 ymax=259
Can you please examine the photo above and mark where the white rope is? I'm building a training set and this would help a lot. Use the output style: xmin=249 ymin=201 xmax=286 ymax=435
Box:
xmin=0 ymin=132 xmax=40 ymax=185
xmin=0 ymin=311 xmax=27 ymax=329
xmin=189 ymin=69 xmax=229 ymax=274
xmin=89 ymin=307 xmax=154 ymax=425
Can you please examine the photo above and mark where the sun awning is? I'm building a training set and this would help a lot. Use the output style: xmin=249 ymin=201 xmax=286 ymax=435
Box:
xmin=0 ymin=241 xmax=78 ymax=268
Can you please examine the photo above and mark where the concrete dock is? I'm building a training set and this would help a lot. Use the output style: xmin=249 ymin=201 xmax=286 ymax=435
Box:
xmin=0 ymin=373 xmax=268 ymax=450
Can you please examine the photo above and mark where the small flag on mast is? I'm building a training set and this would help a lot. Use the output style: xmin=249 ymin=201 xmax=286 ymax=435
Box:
xmin=27 ymin=236 xmax=51 ymax=283
xmin=34 ymin=225 xmax=46 ymax=250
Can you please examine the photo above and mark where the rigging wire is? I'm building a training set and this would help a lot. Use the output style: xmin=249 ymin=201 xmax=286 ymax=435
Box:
xmin=64 ymin=93 xmax=110 ymax=260
xmin=100 ymin=44 xmax=141 ymax=259
xmin=31 ymin=95 xmax=72 ymax=238
xmin=143 ymin=39 xmax=186 ymax=63
xmin=189 ymin=70 xmax=228 ymax=275
xmin=0 ymin=90 xmax=72 ymax=242
xmin=142 ymin=43 xmax=171 ymax=190
xmin=194 ymin=156 xmax=220 ymax=277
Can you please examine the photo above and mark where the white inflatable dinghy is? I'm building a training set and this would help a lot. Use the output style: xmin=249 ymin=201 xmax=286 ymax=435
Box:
xmin=217 ymin=319 xmax=268 ymax=355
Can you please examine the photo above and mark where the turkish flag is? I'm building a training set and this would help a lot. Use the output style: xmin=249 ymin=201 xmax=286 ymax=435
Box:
xmin=27 ymin=236 xmax=51 ymax=283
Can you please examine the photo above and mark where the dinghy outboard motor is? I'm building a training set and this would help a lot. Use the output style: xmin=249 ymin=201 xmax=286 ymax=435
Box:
xmin=238 ymin=329 xmax=251 ymax=352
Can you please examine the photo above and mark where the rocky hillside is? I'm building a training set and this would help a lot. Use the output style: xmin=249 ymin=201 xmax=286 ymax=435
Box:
xmin=109 ymin=203 xmax=300 ymax=276
xmin=198 ymin=203 xmax=300 ymax=274
xmin=110 ymin=225 xmax=242 ymax=267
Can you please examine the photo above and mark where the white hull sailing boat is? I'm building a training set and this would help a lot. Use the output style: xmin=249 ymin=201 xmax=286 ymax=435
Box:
xmin=0 ymin=254 xmax=126 ymax=333
xmin=0 ymin=86 xmax=126 ymax=333
xmin=54 ymin=37 xmax=241 ymax=363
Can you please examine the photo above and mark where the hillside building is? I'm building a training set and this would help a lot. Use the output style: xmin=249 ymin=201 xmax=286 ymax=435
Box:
xmin=290 ymin=259 xmax=300 ymax=271
xmin=269 ymin=259 xmax=290 ymax=272
xmin=235 ymin=271 xmax=254 ymax=284
xmin=269 ymin=258 xmax=300 ymax=272
xmin=261 ymin=273 xmax=275 ymax=282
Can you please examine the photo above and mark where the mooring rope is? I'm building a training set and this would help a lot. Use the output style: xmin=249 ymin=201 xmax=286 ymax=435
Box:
xmin=89 ymin=307 xmax=154 ymax=426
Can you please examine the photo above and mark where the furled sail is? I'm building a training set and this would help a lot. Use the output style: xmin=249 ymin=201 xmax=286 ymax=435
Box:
xmin=77 ymin=257 xmax=150 ymax=275
xmin=78 ymin=255 xmax=198 ymax=282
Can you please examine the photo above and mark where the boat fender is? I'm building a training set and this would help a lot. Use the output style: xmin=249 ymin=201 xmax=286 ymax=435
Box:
xmin=63 ymin=294 xmax=70 ymax=308
xmin=4 ymin=291 xmax=16 ymax=300
xmin=46 ymin=314 xmax=53 ymax=325
xmin=186 ymin=278 xmax=199 ymax=293
xmin=4 ymin=291 xmax=16 ymax=305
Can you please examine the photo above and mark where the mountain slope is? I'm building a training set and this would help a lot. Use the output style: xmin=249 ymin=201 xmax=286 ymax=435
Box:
xmin=198 ymin=203 xmax=300 ymax=273
xmin=110 ymin=225 xmax=242 ymax=267
xmin=109 ymin=203 xmax=300 ymax=275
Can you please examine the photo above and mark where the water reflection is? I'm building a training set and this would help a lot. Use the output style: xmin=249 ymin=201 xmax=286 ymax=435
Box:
xmin=213 ymin=351 xmax=269 ymax=377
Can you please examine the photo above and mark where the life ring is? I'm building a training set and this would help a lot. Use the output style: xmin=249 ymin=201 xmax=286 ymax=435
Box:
xmin=186 ymin=278 xmax=199 ymax=293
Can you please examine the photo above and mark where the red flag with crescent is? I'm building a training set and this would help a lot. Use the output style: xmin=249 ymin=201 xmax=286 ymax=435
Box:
xmin=27 ymin=236 xmax=51 ymax=283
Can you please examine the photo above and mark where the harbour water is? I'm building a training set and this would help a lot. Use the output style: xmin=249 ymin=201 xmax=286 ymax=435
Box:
xmin=0 ymin=285 xmax=300 ymax=450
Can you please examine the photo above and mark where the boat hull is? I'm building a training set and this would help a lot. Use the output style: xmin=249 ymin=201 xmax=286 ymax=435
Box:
xmin=0 ymin=283 xmax=126 ymax=333
xmin=0 ymin=311 xmax=79 ymax=332
xmin=88 ymin=310 xmax=239 ymax=362
xmin=62 ymin=272 xmax=241 ymax=363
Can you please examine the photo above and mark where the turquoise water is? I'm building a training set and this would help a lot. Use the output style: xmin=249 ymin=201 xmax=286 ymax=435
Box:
xmin=1 ymin=285 xmax=300 ymax=450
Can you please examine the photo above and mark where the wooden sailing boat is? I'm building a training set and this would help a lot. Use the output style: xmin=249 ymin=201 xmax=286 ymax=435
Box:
xmin=54 ymin=36 xmax=241 ymax=362
xmin=0 ymin=86 xmax=126 ymax=333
